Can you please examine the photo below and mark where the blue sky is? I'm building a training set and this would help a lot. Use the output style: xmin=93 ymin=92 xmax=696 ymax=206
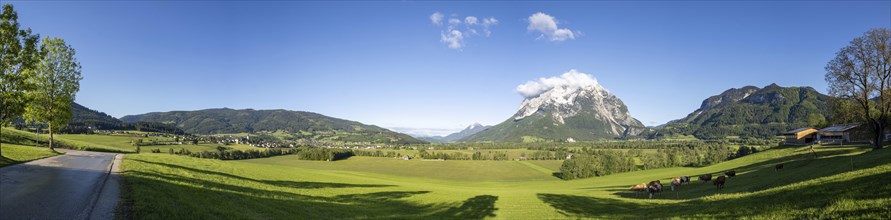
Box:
xmin=7 ymin=1 xmax=891 ymax=136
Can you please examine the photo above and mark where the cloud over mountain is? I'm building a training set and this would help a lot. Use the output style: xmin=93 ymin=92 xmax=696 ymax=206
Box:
xmin=516 ymin=69 xmax=600 ymax=98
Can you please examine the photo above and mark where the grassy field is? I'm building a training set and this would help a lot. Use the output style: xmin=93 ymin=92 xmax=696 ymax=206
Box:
xmin=2 ymin=127 xmax=131 ymax=153
xmin=1 ymin=128 xmax=266 ymax=154
xmin=0 ymin=143 xmax=62 ymax=167
xmin=119 ymin=143 xmax=891 ymax=219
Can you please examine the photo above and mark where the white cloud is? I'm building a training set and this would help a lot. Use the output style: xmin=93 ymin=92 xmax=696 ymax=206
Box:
xmin=481 ymin=17 xmax=498 ymax=36
xmin=440 ymin=29 xmax=464 ymax=49
xmin=448 ymin=18 xmax=462 ymax=26
xmin=516 ymin=69 xmax=599 ymax=98
xmin=527 ymin=12 xmax=576 ymax=42
xmin=482 ymin=17 xmax=498 ymax=27
xmin=430 ymin=12 xmax=444 ymax=25
xmin=465 ymin=16 xmax=478 ymax=25
xmin=430 ymin=12 xmax=498 ymax=50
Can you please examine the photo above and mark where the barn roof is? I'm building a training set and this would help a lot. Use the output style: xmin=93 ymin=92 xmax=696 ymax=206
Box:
xmin=818 ymin=124 xmax=862 ymax=133
xmin=783 ymin=127 xmax=815 ymax=135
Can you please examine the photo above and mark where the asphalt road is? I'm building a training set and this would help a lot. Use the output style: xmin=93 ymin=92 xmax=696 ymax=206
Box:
xmin=0 ymin=149 xmax=122 ymax=220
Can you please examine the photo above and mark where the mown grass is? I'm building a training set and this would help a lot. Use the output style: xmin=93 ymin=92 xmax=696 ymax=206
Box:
xmin=119 ymin=142 xmax=891 ymax=219
xmin=0 ymin=143 xmax=62 ymax=167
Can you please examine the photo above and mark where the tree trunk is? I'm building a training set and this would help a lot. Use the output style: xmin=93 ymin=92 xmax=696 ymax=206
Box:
xmin=874 ymin=123 xmax=885 ymax=150
xmin=49 ymin=123 xmax=54 ymax=151
xmin=1 ymin=126 xmax=4 ymax=158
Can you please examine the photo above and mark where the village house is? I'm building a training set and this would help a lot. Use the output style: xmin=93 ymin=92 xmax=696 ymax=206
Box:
xmin=783 ymin=127 xmax=817 ymax=145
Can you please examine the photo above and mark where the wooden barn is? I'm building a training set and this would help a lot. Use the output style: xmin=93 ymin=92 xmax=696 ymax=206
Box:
xmin=818 ymin=124 xmax=871 ymax=144
xmin=783 ymin=127 xmax=817 ymax=145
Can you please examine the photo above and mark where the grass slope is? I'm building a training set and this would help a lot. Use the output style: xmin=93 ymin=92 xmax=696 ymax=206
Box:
xmin=120 ymin=143 xmax=890 ymax=219
xmin=0 ymin=144 xmax=62 ymax=167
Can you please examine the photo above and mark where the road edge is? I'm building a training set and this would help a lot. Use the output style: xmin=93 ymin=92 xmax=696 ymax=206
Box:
xmin=87 ymin=153 xmax=123 ymax=220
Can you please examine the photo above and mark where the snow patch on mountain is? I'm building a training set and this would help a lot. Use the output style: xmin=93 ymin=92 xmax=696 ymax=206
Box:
xmin=512 ymin=70 xmax=644 ymax=137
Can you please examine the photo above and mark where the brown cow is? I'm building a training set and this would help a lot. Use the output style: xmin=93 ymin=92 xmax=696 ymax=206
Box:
xmin=630 ymin=183 xmax=647 ymax=197
xmin=699 ymin=174 xmax=712 ymax=183
xmin=714 ymin=175 xmax=727 ymax=190
xmin=670 ymin=177 xmax=681 ymax=191
xmin=725 ymin=170 xmax=737 ymax=178
xmin=775 ymin=164 xmax=784 ymax=171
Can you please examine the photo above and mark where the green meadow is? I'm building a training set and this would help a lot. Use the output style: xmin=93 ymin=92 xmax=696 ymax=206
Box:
xmin=4 ymin=127 xmax=889 ymax=219
xmin=118 ymin=143 xmax=891 ymax=219
xmin=0 ymin=143 xmax=61 ymax=167
xmin=1 ymin=128 xmax=266 ymax=154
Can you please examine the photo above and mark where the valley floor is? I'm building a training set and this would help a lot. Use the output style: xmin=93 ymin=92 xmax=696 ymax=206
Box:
xmin=119 ymin=144 xmax=891 ymax=219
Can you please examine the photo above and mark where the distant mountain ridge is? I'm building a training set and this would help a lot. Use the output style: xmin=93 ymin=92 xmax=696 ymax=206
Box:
xmin=70 ymin=102 xmax=123 ymax=127
xmin=654 ymin=84 xmax=830 ymax=139
xmin=121 ymin=108 xmax=425 ymax=144
xmin=463 ymin=71 xmax=645 ymax=142
xmin=63 ymin=102 xmax=186 ymax=134
xmin=417 ymin=123 xmax=492 ymax=142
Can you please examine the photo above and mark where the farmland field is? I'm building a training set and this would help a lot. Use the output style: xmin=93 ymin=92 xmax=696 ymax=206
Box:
xmin=119 ymin=144 xmax=891 ymax=219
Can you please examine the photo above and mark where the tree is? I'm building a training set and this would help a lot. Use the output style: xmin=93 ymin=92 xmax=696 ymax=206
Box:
xmin=825 ymin=28 xmax=891 ymax=150
xmin=24 ymin=37 xmax=82 ymax=151
xmin=0 ymin=4 xmax=40 ymax=156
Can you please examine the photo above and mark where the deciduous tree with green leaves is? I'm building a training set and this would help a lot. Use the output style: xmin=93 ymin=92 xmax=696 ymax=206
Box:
xmin=825 ymin=28 xmax=891 ymax=150
xmin=24 ymin=37 xmax=82 ymax=151
xmin=1 ymin=4 xmax=40 ymax=156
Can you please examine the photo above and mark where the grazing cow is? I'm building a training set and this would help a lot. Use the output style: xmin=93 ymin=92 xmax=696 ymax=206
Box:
xmin=670 ymin=178 xmax=682 ymax=191
xmin=630 ymin=183 xmax=648 ymax=196
xmin=714 ymin=175 xmax=727 ymax=190
xmin=725 ymin=170 xmax=737 ymax=178
xmin=647 ymin=180 xmax=663 ymax=199
xmin=775 ymin=163 xmax=784 ymax=171
xmin=680 ymin=176 xmax=691 ymax=183
xmin=699 ymin=174 xmax=713 ymax=183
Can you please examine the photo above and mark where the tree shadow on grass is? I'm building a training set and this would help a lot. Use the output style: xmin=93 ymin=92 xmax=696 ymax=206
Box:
xmin=434 ymin=195 xmax=499 ymax=219
xmin=0 ymin=155 xmax=16 ymax=167
xmin=121 ymin=169 xmax=500 ymax=219
xmin=129 ymin=158 xmax=394 ymax=189
xmin=121 ymin=158 xmax=500 ymax=219
xmin=539 ymin=163 xmax=891 ymax=219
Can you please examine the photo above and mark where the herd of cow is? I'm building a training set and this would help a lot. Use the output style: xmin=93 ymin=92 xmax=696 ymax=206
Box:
xmin=629 ymin=163 xmax=785 ymax=199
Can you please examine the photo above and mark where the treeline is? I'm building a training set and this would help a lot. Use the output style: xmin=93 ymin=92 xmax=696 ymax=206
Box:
xmin=153 ymin=147 xmax=299 ymax=160
xmin=521 ymin=150 xmax=572 ymax=160
xmin=296 ymin=147 xmax=354 ymax=161
xmin=416 ymin=150 xmax=512 ymax=160
xmin=560 ymin=151 xmax=635 ymax=180
xmin=59 ymin=121 xmax=187 ymax=135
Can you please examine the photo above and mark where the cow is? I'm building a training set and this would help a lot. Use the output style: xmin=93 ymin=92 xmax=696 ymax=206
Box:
xmin=699 ymin=174 xmax=713 ymax=183
xmin=725 ymin=170 xmax=737 ymax=178
xmin=647 ymin=180 xmax=663 ymax=199
xmin=680 ymin=176 xmax=691 ymax=183
xmin=630 ymin=183 xmax=648 ymax=196
xmin=670 ymin=177 xmax=681 ymax=191
xmin=714 ymin=175 xmax=727 ymax=190
xmin=775 ymin=163 xmax=784 ymax=171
